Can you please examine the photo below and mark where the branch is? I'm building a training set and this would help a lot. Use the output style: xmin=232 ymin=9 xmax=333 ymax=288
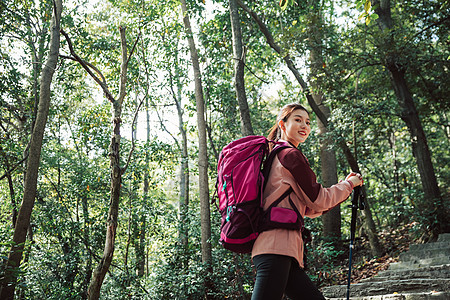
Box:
xmin=232 ymin=57 xmax=270 ymax=84
xmin=59 ymin=29 xmax=116 ymax=103
xmin=167 ymin=70 xmax=183 ymax=152
xmin=122 ymin=97 xmax=145 ymax=174
xmin=126 ymin=33 xmax=141 ymax=66
xmin=0 ymin=155 xmax=28 ymax=181
xmin=59 ymin=54 xmax=107 ymax=84
xmin=118 ymin=26 xmax=128 ymax=105
xmin=154 ymin=103 xmax=180 ymax=150
xmin=203 ymin=85 xmax=219 ymax=160
xmin=342 ymin=62 xmax=382 ymax=83
xmin=236 ymin=0 xmax=281 ymax=54
xmin=409 ymin=15 xmax=450 ymax=45
xmin=237 ymin=0 xmax=329 ymax=127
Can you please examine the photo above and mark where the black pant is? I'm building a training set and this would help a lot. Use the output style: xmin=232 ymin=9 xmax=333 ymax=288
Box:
xmin=252 ymin=254 xmax=325 ymax=300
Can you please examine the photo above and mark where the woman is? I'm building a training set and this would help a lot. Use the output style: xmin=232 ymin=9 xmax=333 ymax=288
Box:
xmin=251 ymin=103 xmax=363 ymax=300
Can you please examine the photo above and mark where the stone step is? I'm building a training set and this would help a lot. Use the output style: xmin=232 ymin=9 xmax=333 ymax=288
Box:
xmin=409 ymin=241 xmax=450 ymax=252
xmin=322 ymin=278 xmax=450 ymax=298
xmin=324 ymin=234 xmax=450 ymax=300
xmin=368 ymin=264 xmax=450 ymax=281
xmin=400 ymin=248 xmax=450 ymax=262
xmin=325 ymin=291 xmax=450 ymax=300
xmin=437 ymin=233 xmax=450 ymax=242
xmin=389 ymin=256 xmax=450 ymax=270
xmin=360 ymin=269 xmax=450 ymax=283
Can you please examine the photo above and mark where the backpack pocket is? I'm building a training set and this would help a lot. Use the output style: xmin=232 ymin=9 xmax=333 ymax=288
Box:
xmin=270 ymin=207 xmax=298 ymax=223
xmin=261 ymin=205 xmax=303 ymax=231
xmin=259 ymin=187 xmax=304 ymax=232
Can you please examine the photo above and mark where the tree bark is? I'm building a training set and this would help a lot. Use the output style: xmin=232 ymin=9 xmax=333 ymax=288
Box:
xmin=180 ymin=0 xmax=212 ymax=295
xmin=372 ymin=0 xmax=446 ymax=237
xmin=0 ymin=1 xmax=62 ymax=299
xmin=229 ymin=0 xmax=254 ymax=136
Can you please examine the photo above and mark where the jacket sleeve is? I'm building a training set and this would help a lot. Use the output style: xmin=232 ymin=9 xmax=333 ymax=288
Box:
xmin=278 ymin=148 xmax=353 ymax=218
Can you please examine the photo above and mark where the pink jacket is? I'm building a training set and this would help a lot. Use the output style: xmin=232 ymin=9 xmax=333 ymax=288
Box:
xmin=252 ymin=146 xmax=354 ymax=267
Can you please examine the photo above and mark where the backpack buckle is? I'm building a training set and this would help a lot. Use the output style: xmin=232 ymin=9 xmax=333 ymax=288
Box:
xmin=226 ymin=206 xmax=234 ymax=222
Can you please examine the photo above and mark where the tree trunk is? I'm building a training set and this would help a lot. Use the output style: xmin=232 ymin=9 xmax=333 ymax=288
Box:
xmin=229 ymin=0 xmax=254 ymax=136
xmin=87 ymin=26 xmax=130 ymax=300
xmin=307 ymin=0 xmax=342 ymax=244
xmin=389 ymin=131 xmax=402 ymax=205
xmin=6 ymin=165 xmax=18 ymax=228
xmin=137 ymin=96 xmax=151 ymax=278
xmin=238 ymin=0 xmax=384 ymax=256
xmin=167 ymin=41 xmax=190 ymax=258
xmin=180 ymin=0 xmax=213 ymax=295
xmin=81 ymin=193 xmax=92 ymax=299
xmin=318 ymin=105 xmax=342 ymax=242
xmin=174 ymin=73 xmax=190 ymax=260
xmin=372 ymin=0 xmax=446 ymax=237
xmin=0 ymin=1 xmax=62 ymax=299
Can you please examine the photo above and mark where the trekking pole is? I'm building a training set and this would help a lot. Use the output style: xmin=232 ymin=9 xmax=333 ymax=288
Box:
xmin=346 ymin=120 xmax=365 ymax=300
xmin=346 ymin=185 xmax=364 ymax=300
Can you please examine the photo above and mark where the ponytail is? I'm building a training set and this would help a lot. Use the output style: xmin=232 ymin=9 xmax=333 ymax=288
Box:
xmin=268 ymin=124 xmax=281 ymax=151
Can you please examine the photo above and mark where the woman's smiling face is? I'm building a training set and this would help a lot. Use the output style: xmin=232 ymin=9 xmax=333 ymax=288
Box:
xmin=279 ymin=109 xmax=311 ymax=147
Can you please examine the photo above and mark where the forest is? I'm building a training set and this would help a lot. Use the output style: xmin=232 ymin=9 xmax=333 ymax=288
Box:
xmin=0 ymin=0 xmax=449 ymax=299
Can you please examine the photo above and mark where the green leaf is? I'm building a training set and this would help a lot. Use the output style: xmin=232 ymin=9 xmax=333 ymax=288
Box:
xmin=364 ymin=0 xmax=372 ymax=12
xmin=371 ymin=13 xmax=379 ymax=20
xmin=356 ymin=0 xmax=365 ymax=9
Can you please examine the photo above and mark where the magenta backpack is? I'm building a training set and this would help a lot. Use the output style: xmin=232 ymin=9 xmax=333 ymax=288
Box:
xmin=215 ymin=135 xmax=301 ymax=253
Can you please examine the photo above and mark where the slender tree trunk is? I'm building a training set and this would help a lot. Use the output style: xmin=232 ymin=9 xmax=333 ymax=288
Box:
xmin=174 ymin=73 xmax=190 ymax=260
xmin=124 ymin=99 xmax=138 ymax=288
xmin=171 ymin=66 xmax=190 ymax=297
xmin=27 ymin=11 xmax=47 ymax=134
xmin=6 ymin=167 xmax=17 ymax=228
xmin=389 ymin=131 xmax=402 ymax=205
xmin=87 ymin=26 xmax=130 ymax=300
xmin=0 ymin=145 xmax=20 ymax=228
xmin=318 ymin=105 xmax=342 ymax=242
xmin=180 ymin=0 xmax=212 ymax=296
xmin=372 ymin=0 xmax=446 ymax=237
xmin=0 ymin=1 xmax=62 ymax=299
xmin=137 ymin=96 xmax=150 ymax=278
xmin=125 ymin=95 xmax=139 ymax=281
xmin=81 ymin=192 xmax=92 ymax=300
xmin=238 ymin=0 xmax=384 ymax=256
xmin=229 ymin=0 xmax=254 ymax=136
xmin=166 ymin=40 xmax=190 ymax=257
xmin=0 ymin=145 xmax=19 ymax=228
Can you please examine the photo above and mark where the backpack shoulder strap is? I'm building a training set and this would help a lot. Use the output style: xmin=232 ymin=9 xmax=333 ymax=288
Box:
xmin=262 ymin=143 xmax=292 ymax=190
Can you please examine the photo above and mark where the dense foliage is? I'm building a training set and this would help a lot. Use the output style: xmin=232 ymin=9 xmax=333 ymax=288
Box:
xmin=0 ymin=0 xmax=448 ymax=298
